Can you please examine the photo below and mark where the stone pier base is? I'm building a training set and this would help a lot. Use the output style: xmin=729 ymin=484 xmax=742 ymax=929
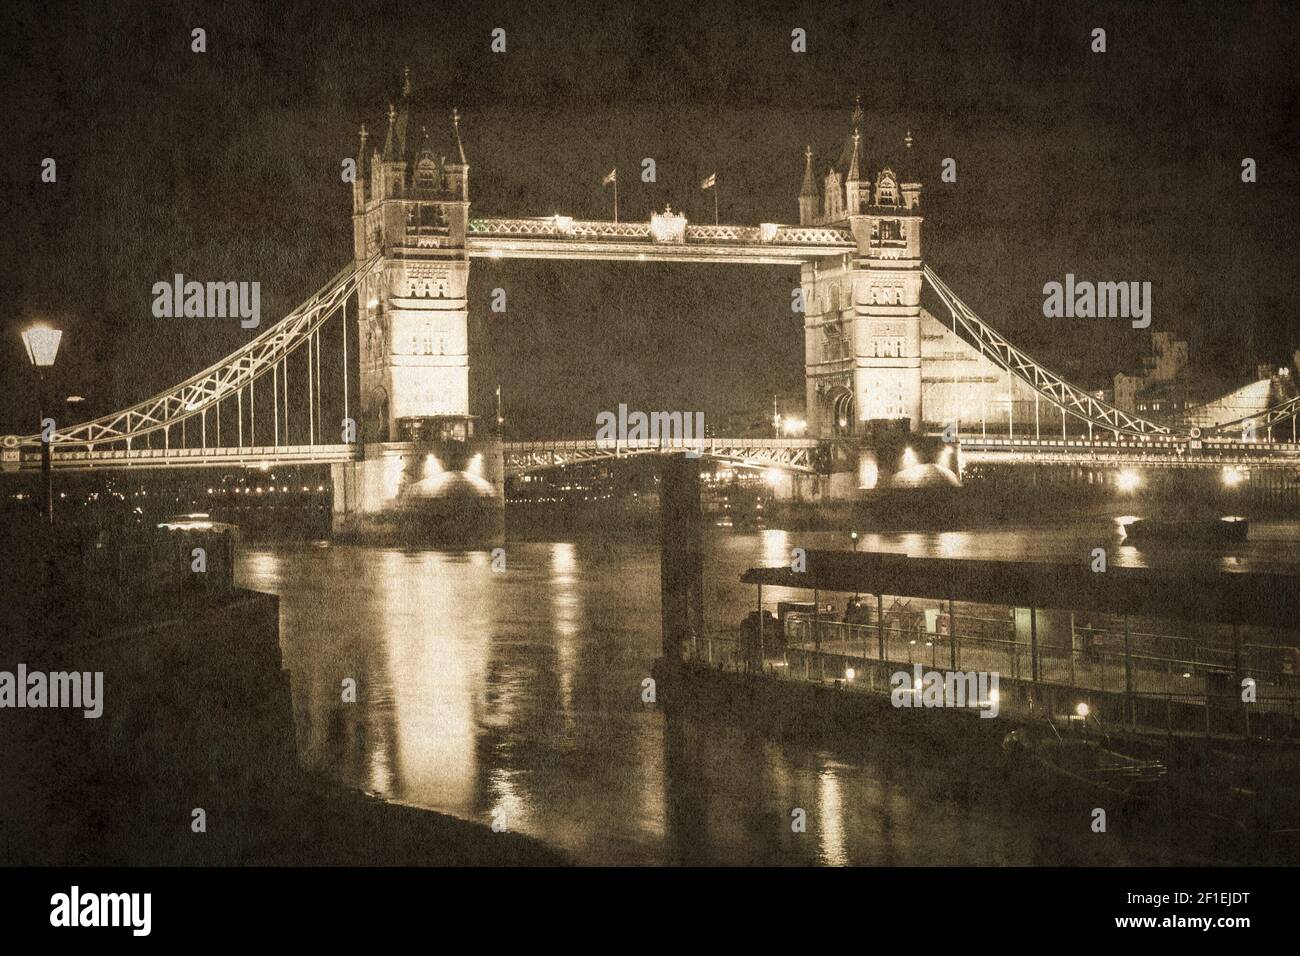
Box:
xmin=332 ymin=438 xmax=504 ymax=548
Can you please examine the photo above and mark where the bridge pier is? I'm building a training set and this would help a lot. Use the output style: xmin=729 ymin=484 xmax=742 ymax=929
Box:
xmin=331 ymin=434 xmax=503 ymax=547
xmin=660 ymin=455 xmax=705 ymax=660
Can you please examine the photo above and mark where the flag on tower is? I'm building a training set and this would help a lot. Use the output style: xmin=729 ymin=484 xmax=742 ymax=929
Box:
xmin=603 ymin=168 xmax=619 ymax=222
xmin=700 ymin=173 xmax=716 ymax=190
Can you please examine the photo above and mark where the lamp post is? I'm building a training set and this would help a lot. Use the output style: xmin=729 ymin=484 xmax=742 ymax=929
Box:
xmin=21 ymin=325 xmax=62 ymax=525
xmin=850 ymin=530 xmax=860 ymax=602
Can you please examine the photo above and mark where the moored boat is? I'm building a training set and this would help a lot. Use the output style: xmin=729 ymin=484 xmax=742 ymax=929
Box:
xmin=1002 ymin=722 xmax=1167 ymax=808
xmin=1120 ymin=515 xmax=1248 ymax=544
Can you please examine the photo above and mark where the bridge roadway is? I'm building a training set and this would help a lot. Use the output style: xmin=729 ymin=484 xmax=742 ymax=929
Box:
xmin=5 ymin=433 xmax=1299 ymax=473
xmin=959 ymin=436 xmax=1300 ymax=469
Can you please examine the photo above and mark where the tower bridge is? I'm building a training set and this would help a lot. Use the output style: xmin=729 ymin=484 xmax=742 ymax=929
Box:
xmin=5 ymin=74 xmax=1298 ymax=536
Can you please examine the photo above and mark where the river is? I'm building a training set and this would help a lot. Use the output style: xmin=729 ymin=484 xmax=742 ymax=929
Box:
xmin=235 ymin=517 xmax=1300 ymax=864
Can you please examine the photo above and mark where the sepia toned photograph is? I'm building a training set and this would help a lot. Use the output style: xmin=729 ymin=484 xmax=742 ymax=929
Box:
xmin=1 ymin=0 xmax=1296 ymax=936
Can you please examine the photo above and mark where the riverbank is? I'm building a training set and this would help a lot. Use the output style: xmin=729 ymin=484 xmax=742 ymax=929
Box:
xmin=0 ymin=524 xmax=566 ymax=867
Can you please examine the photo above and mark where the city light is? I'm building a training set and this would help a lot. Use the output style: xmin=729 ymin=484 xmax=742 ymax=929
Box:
xmin=781 ymin=417 xmax=806 ymax=436
xmin=1075 ymin=702 xmax=1090 ymax=718
xmin=21 ymin=325 xmax=62 ymax=367
xmin=1223 ymin=466 xmax=1245 ymax=488
xmin=764 ymin=468 xmax=782 ymax=488
xmin=1116 ymin=469 xmax=1141 ymax=492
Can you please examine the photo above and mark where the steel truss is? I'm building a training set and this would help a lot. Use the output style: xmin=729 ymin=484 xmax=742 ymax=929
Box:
xmin=923 ymin=266 xmax=1184 ymax=440
xmin=14 ymin=255 xmax=381 ymax=451
xmin=503 ymin=438 xmax=819 ymax=476
xmin=1205 ymin=392 xmax=1300 ymax=439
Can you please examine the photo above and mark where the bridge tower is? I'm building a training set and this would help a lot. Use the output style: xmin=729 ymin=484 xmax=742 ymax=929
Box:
xmin=334 ymin=70 xmax=503 ymax=544
xmin=799 ymin=100 xmax=924 ymax=441
xmin=352 ymin=68 xmax=472 ymax=442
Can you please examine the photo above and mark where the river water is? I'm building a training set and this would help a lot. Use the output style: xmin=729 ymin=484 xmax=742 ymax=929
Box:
xmin=235 ymin=517 xmax=1300 ymax=865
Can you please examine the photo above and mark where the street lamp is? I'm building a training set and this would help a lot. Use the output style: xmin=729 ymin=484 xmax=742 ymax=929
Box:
xmin=21 ymin=324 xmax=62 ymax=524
xmin=850 ymin=530 xmax=860 ymax=600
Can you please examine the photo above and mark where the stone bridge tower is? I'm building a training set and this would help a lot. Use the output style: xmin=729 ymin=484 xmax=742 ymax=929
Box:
xmin=352 ymin=68 xmax=471 ymax=444
xmin=799 ymin=99 xmax=924 ymax=441
xmin=334 ymin=70 xmax=502 ymax=545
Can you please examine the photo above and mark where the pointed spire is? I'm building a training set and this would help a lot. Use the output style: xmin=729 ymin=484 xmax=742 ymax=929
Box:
xmin=848 ymin=129 xmax=861 ymax=181
xmin=451 ymin=107 xmax=466 ymax=164
xmin=852 ymin=94 xmax=863 ymax=128
xmin=383 ymin=103 xmax=396 ymax=157
xmin=800 ymin=145 xmax=817 ymax=197
xmin=402 ymin=66 xmax=412 ymax=98
xmin=418 ymin=124 xmax=436 ymax=162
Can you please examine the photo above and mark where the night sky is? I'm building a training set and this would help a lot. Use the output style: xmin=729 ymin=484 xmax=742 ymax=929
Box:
xmin=2 ymin=0 xmax=1298 ymax=438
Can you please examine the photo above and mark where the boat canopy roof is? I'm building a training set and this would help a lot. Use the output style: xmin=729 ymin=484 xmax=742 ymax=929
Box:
xmin=740 ymin=550 xmax=1300 ymax=631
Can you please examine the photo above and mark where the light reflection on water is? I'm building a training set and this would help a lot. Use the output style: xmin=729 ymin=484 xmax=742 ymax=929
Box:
xmin=235 ymin=517 xmax=1300 ymax=865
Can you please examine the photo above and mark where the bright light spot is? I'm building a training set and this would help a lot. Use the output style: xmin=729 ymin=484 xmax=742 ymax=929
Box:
xmin=859 ymin=458 xmax=878 ymax=490
xmin=764 ymin=468 xmax=782 ymax=488
xmin=1222 ymin=466 xmax=1245 ymax=488
xmin=781 ymin=417 xmax=806 ymax=436
xmin=844 ymin=668 xmax=856 ymax=681
xmin=366 ymin=298 xmax=379 ymax=309
xmin=988 ymin=689 xmax=1000 ymax=704
xmin=1116 ymin=469 xmax=1141 ymax=492
xmin=551 ymin=541 xmax=577 ymax=575
xmin=1075 ymin=702 xmax=1089 ymax=718
xmin=901 ymin=447 xmax=918 ymax=469
xmin=21 ymin=325 xmax=62 ymax=367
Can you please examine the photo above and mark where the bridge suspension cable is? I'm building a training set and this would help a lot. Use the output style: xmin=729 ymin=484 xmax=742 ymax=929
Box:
xmin=1201 ymin=391 xmax=1300 ymax=440
xmin=16 ymin=255 xmax=381 ymax=453
xmin=922 ymin=266 xmax=1186 ymax=441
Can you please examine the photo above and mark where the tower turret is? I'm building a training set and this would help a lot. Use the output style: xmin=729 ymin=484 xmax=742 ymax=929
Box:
xmin=844 ymin=129 xmax=863 ymax=214
xmin=798 ymin=145 xmax=818 ymax=225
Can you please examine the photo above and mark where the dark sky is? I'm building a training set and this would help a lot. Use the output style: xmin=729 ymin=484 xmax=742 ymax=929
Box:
xmin=3 ymin=0 xmax=1298 ymax=438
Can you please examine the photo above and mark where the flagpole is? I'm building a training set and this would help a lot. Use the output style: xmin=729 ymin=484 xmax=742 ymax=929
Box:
xmin=713 ymin=184 xmax=718 ymax=225
xmin=614 ymin=176 xmax=619 ymax=223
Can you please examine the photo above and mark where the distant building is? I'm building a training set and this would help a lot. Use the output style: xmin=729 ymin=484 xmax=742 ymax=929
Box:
xmin=1110 ymin=330 xmax=1299 ymax=430
xmin=1113 ymin=332 xmax=1189 ymax=413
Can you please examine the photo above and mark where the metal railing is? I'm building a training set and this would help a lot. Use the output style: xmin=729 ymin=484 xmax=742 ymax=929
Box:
xmin=681 ymin=611 xmax=1300 ymax=740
